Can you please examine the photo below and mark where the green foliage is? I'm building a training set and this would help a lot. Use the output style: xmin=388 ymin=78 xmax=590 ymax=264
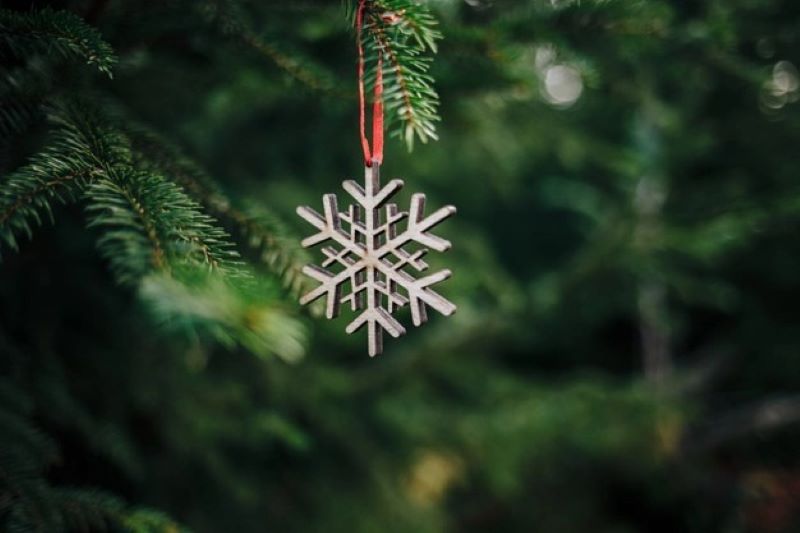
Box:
xmin=0 ymin=8 xmax=116 ymax=76
xmin=2 ymin=1 xmax=800 ymax=533
xmin=122 ymin=509 xmax=189 ymax=533
xmin=86 ymin=170 xmax=241 ymax=284
xmin=139 ymin=270 xmax=307 ymax=363
xmin=0 ymin=69 xmax=42 ymax=137
xmin=0 ymin=379 xmax=187 ymax=533
xmin=0 ymin=97 xmax=243 ymax=286
xmin=197 ymin=0 xmax=338 ymax=94
xmin=0 ymin=101 xmax=126 ymax=253
xmin=0 ymin=7 xmax=116 ymax=139
xmin=0 ymin=29 xmax=300 ymax=360
xmin=122 ymin=121 xmax=312 ymax=295
xmin=358 ymin=0 xmax=442 ymax=148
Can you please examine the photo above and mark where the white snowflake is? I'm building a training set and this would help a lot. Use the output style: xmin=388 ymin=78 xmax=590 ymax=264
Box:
xmin=296 ymin=163 xmax=456 ymax=356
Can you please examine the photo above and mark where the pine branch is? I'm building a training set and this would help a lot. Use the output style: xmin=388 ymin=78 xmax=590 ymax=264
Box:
xmin=122 ymin=508 xmax=192 ymax=533
xmin=140 ymin=269 xmax=307 ymax=363
xmin=0 ymin=382 xmax=95 ymax=533
xmin=121 ymin=120 xmax=313 ymax=295
xmin=85 ymin=169 xmax=242 ymax=285
xmin=1 ymin=97 xmax=304 ymax=359
xmin=51 ymin=489 xmax=123 ymax=533
xmin=231 ymin=206 xmax=313 ymax=297
xmin=0 ymin=411 xmax=59 ymax=469
xmin=198 ymin=0 xmax=338 ymax=93
xmin=200 ymin=0 xmax=442 ymax=147
xmin=364 ymin=0 xmax=442 ymax=53
xmin=4 ymin=479 xmax=61 ymax=533
xmin=0 ymin=8 xmax=116 ymax=77
xmin=240 ymin=33 xmax=339 ymax=94
xmin=4 ymin=484 xmax=187 ymax=533
xmin=0 ymin=101 xmax=129 ymax=254
xmin=0 ymin=67 xmax=44 ymax=138
xmin=119 ymin=121 xmax=313 ymax=353
xmin=0 ymin=96 xmax=241 ymax=284
xmin=0 ymin=382 xmax=187 ymax=533
xmin=85 ymin=172 xmax=170 ymax=282
xmin=0 ymin=99 xmax=37 ymax=139
xmin=89 ymin=168 xmax=305 ymax=361
xmin=358 ymin=0 xmax=442 ymax=149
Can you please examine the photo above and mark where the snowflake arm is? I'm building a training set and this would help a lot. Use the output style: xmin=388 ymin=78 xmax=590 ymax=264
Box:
xmin=296 ymin=162 xmax=456 ymax=356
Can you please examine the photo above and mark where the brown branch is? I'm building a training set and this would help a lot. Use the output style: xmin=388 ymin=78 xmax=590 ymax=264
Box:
xmin=187 ymin=234 xmax=222 ymax=272
xmin=117 ymin=186 xmax=167 ymax=271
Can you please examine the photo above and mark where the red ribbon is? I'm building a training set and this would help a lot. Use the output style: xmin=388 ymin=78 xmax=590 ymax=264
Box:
xmin=356 ymin=0 xmax=384 ymax=166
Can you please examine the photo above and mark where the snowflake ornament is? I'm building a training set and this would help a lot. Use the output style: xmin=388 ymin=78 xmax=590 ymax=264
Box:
xmin=297 ymin=161 xmax=456 ymax=356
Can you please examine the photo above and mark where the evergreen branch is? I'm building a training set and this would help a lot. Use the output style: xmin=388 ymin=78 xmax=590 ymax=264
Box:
xmin=1 ymin=97 xmax=241 ymax=286
xmin=228 ymin=206 xmax=313 ymax=297
xmin=0 ymin=99 xmax=37 ymax=139
xmin=0 ymin=383 xmax=92 ymax=533
xmin=0 ymin=383 xmax=59 ymax=470
xmin=198 ymin=0 xmax=339 ymax=94
xmin=0 ymin=8 xmax=116 ymax=76
xmin=1 ymin=98 xmax=302 ymax=359
xmin=122 ymin=508 xmax=192 ymax=533
xmin=239 ymin=33 xmax=338 ymax=94
xmin=0 ymin=170 xmax=84 ymax=248
xmin=140 ymin=270 xmax=307 ymax=363
xmin=121 ymin=121 xmax=313 ymax=295
xmin=85 ymin=172 xmax=169 ymax=281
xmin=0 ymin=101 xmax=128 ymax=254
xmin=51 ymin=489 xmax=123 ymax=532
xmin=0 ymin=68 xmax=43 ymax=137
xmin=367 ymin=0 xmax=442 ymax=53
xmin=85 ymin=169 xmax=242 ymax=285
xmin=4 ymin=479 xmax=59 ymax=533
xmin=0 ymin=380 xmax=187 ymax=533
xmin=359 ymin=0 xmax=442 ymax=149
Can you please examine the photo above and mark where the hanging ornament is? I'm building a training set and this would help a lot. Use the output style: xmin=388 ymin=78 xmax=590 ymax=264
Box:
xmin=295 ymin=0 xmax=456 ymax=357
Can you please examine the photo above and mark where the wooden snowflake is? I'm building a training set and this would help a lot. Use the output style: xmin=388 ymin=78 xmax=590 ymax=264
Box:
xmin=297 ymin=163 xmax=456 ymax=356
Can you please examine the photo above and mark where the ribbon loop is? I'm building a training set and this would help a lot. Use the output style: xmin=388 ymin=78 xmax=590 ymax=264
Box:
xmin=356 ymin=0 xmax=384 ymax=167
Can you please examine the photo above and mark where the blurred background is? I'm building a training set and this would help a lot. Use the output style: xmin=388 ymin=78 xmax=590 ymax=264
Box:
xmin=2 ymin=0 xmax=800 ymax=531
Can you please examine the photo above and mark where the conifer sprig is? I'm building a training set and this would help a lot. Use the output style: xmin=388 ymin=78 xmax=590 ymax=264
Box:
xmin=198 ymin=0 xmax=337 ymax=93
xmin=85 ymin=170 xmax=242 ymax=285
xmin=0 ymin=378 xmax=190 ymax=533
xmin=0 ymin=95 xmax=305 ymax=359
xmin=0 ymin=8 xmax=116 ymax=76
xmin=0 ymin=98 xmax=242 ymax=284
xmin=356 ymin=0 xmax=442 ymax=148
xmin=0 ymin=68 xmax=44 ymax=137
xmin=0 ymin=102 xmax=127 ymax=253
xmin=123 ymin=121 xmax=313 ymax=295
xmin=140 ymin=271 xmax=307 ymax=363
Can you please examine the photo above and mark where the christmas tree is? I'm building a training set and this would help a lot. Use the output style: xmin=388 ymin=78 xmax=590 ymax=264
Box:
xmin=2 ymin=1 xmax=800 ymax=531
